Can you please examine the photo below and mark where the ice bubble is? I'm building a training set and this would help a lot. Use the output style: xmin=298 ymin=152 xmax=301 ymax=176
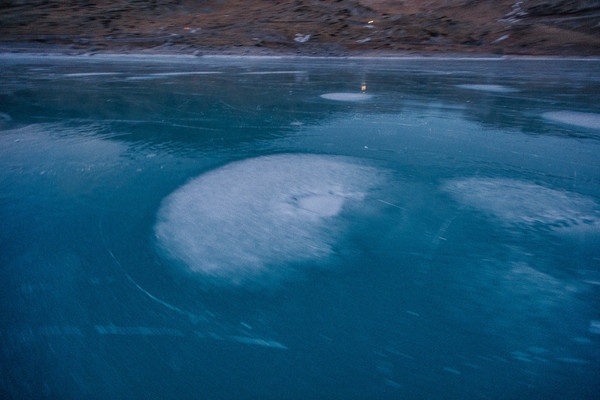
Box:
xmin=320 ymin=93 xmax=373 ymax=101
xmin=542 ymin=111 xmax=600 ymax=130
xmin=154 ymin=154 xmax=383 ymax=285
xmin=442 ymin=178 xmax=600 ymax=231
xmin=455 ymin=84 xmax=518 ymax=93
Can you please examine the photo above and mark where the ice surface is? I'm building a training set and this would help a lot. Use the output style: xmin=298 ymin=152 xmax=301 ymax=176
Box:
xmin=555 ymin=357 xmax=589 ymax=364
xmin=229 ymin=335 xmax=288 ymax=349
xmin=3 ymin=55 xmax=599 ymax=399
xmin=241 ymin=71 xmax=305 ymax=75
xmin=443 ymin=178 xmax=600 ymax=231
xmin=320 ymin=93 xmax=373 ymax=101
xmin=542 ymin=111 xmax=600 ymax=130
xmin=295 ymin=193 xmax=345 ymax=216
xmin=455 ymin=84 xmax=518 ymax=93
xmin=94 ymin=325 xmax=185 ymax=336
xmin=63 ymin=72 xmax=122 ymax=77
xmin=154 ymin=154 xmax=383 ymax=285
xmin=442 ymin=367 xmax=462 ymax=375
xmin=125 ymin=71 xmax=221 ymax=80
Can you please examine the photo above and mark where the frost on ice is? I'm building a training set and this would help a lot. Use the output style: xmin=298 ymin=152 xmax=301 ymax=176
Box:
xmin=320 ymin=93 xmax=373 ymax=101
xmin=442 ymin=178 xmax=600 ymax=232
xmin=154 ymin=154 xmax=383 ymax=285
xmin=455 ymin=84 xmax=518 ymax=93
xmin=542 ymin=111 xmax=600 ymax=131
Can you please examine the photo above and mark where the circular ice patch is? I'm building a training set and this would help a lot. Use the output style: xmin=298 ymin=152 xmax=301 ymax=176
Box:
xmin=443 ymin=178 xmax=600 ymax=231
xmin=154 ymin=154 xmax=383 ymax=285
xmin=542 ymin=111 xmax=600 ymax=130
xmin=320 ymin=93 xmax=373 ymax=101
xmin=455 ymin=84 xmax=518 ymax=93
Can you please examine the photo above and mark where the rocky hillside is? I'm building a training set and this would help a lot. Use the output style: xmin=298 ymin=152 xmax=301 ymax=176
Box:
xmin=1 ymin=0 xmax=599 ymax=55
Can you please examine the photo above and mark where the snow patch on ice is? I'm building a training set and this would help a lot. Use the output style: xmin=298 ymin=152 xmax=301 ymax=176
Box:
xmin=455 ymin=84 xmax=518 ymax=93
xmin=320 ymin=92 xmax=373 ymax=101
xmin=154 ymin=154 xmax=383 ymax=285
xmin=442 ymin=178 xmax=600 ymax=232
xmin=542 ymin=111 xmax=600 ymax=130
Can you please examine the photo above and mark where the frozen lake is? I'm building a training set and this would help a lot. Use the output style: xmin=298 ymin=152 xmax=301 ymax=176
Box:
xmin=1 ymin=54 xmax=599 ymax=399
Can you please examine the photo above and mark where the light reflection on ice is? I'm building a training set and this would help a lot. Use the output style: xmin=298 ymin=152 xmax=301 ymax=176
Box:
xmin=443 ymin=178 xmax=600 ymax=231
xmin=154 ymin=154 xmax=383 ymax=285
xmin=320 ymin=93 xmax=373 ymax=101
xmin=542 ymin=111 xmax=600 ymax=130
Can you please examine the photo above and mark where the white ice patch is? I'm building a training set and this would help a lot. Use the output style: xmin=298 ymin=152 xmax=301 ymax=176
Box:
xmin=443 ymin=178 xmax=600 ymax=231
xmin=320 ymin=93 xmax=373 ymax=101
xmin=455 ymin=84 xmax=518 ymax=93
xmin=542 ymin=111 xmax=600 ymax=131
xmin=154 ymin=154 xmax=382 ymax=285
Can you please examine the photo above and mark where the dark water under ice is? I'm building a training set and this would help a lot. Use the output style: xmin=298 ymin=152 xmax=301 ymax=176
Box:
xmin=1 ymin=54 xmax=599 ymax=399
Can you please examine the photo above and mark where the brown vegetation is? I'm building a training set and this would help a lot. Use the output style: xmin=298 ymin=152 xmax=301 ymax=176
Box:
xmin=1 ymin=0 xmax=599 ymax=55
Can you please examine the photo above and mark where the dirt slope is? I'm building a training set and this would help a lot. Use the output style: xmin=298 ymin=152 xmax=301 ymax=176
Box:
xmin=1 ymin=0 xmax=599 ymax=55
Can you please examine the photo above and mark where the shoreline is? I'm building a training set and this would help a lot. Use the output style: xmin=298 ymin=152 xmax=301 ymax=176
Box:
xmin=2 ymin=42 xmax=600 ymax=61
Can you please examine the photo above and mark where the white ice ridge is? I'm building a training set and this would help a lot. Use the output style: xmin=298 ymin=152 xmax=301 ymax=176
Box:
xmin=154 ymin=154 xmax=383 ymax=285
xmin=320 ymin=93 xmax=373 ymax=101
xmin=442 ymin=178 xmax=600 ymax=230
xmin=542 ymin=111 xmax=600 ymax=130
xmin=455 ymin=84 xmax=518 ymax=93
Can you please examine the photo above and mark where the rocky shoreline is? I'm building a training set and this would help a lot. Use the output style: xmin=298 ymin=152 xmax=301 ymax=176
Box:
xmin=1 ymin=0 xmax=599 ymax=57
